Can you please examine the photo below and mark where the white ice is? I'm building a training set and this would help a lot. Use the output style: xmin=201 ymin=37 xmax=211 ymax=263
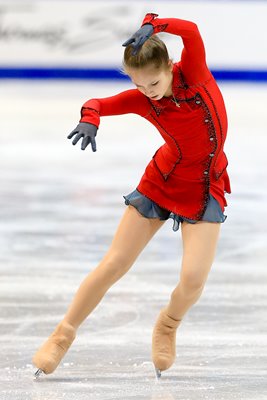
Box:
xmin=0 ymin=80 xmax=267 ymax=400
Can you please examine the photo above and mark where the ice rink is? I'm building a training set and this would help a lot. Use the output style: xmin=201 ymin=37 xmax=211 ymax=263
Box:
xmin=1 ymin=80 xmax=267 ymax=399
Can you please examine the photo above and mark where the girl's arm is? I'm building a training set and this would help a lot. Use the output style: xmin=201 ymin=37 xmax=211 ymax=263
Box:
xmin=80 ymin=89 xmax=150 ymax=126
xmin=142 ymin=13 xmax=211 ymax=85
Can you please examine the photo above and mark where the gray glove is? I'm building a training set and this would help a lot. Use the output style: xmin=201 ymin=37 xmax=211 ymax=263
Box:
xmin=122 ymin=24 xmax=154 ymax=55
xmin=67 ymin=122 xmax=98 ymax=151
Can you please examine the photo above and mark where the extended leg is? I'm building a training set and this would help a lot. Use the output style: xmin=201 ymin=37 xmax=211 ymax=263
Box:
xmin=152 ymin=221 xmax=221 ymax=373
xmin=33 ymin=206 xmax=165 ymax=374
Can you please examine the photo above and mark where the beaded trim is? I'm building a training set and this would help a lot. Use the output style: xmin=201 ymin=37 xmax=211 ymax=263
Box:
xmin=149 ymin=102 xmax=163 ymax=117
xmin=195 ymin=92 xmax=218 ymax=219
xmin=214 ymin=155 xmax=228 ymax=180
xmin=175 ymin=67 xmax=188 ymax=90
xmin=155 ymin=23 xmax=168 ymax=33
xmin=203 ymin=86 xmax=224 ymax=170
xmin=81 ymin=106 xmax=100 ymax=115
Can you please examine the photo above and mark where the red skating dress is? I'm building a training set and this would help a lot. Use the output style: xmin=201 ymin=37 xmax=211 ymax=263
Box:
xmin=80 ymin=14 xmax=231 ymax=222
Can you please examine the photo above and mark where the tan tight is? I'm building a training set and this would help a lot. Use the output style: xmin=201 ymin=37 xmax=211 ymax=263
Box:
xmin=63 ymin=205 xmax=220 ymax=330
xmin=167 ymin=220 xmax=220 ymax=319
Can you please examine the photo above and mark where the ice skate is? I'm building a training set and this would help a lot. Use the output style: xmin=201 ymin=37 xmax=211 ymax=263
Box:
xmin=32 ymin=321 xmax=76 ymax=375
xmin=34 ymin=368 xmax=43 ymax=379
xmin=152 ymin=308 xmax=181 ymax=375
xmin=154 ymin=367 xmax=161 ymax=379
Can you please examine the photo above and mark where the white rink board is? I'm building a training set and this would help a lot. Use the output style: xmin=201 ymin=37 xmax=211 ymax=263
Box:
xmin=0 ymin=0 xmax=267 ymax=69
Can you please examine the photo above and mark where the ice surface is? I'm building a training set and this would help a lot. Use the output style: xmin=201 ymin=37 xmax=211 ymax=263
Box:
xmin=0 ymin=81 xmax=267 ymax=399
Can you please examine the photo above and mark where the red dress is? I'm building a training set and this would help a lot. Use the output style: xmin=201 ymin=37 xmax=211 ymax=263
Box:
xmin=80 ymin=14 xmax=231 ymax=220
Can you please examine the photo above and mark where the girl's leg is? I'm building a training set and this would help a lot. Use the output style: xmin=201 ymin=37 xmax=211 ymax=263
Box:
xmin=168 ymin=221 xmax=221 ymax=319
xmin=152 ymin=221 xmax=221 ymax=373
xmin=64 ymin=205 xmax=165 ymax=328
xmin=33 ymin=206 xmax=165 ymax=374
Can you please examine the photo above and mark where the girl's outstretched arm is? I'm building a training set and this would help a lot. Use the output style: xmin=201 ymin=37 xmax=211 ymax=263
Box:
xmin=80 ymin=89 xmax=150 ymax=127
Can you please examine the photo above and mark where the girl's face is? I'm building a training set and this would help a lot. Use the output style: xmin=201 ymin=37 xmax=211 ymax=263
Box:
xmin=127 ymin=62 xmax=173 ymax=100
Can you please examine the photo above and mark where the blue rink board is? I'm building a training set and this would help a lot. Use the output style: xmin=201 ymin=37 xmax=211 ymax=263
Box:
xmin=0 ymin=67 xmax=267 ymax=82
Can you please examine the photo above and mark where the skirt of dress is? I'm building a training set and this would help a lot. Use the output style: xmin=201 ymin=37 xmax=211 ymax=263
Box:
xmin=123 ymin=189 xmax=227 ymax=232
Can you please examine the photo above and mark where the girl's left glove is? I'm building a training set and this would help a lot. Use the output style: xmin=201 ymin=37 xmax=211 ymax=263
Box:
xmin=67 ymin=122 xmax=98 ymax=152
xmin=122 ymin=24 xmax=153 ymax=55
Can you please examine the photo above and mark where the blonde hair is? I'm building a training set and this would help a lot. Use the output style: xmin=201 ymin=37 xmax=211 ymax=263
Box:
xmin=122 ymin=35 xmax=170 ymax=72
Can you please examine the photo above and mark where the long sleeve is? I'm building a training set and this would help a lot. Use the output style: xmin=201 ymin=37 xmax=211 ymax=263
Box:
xmin=142 ymin=13 xmax=211 ymax=85
xmin=80 ymin=89 xmax=150 ymax=126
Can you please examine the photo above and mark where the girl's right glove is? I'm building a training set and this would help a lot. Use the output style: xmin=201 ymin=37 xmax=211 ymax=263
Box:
xmin=67 ymin=122 xmax=98 ymax=152
xmin=122 ymin=24 xmax=154 ymax=55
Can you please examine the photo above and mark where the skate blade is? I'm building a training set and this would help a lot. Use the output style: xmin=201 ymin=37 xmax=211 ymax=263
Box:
xmin=154 ymin=367 xmax=161 ymax=379
xmin=34 ymin=368 xmax=44 ymax=379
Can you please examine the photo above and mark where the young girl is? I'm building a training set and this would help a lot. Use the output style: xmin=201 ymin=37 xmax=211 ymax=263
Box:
xmin=33 ymin=13 xmax=231 ymax=378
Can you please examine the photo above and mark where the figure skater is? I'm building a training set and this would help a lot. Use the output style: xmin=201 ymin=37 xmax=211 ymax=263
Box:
xmin=33 ymin=13 xmax=231 ymax=378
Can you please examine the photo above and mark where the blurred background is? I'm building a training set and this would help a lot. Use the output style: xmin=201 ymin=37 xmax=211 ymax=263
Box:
xmin=0 ymin=0 xmax=267 ymax=79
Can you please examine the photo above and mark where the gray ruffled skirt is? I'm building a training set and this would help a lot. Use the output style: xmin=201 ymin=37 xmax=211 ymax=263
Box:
xmin=124 ymin=189 xmax=226 ymax=232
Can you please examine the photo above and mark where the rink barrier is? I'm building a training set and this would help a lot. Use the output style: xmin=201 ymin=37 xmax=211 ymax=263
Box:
xmin=0 ymin=67 xmax=267 ymax=82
